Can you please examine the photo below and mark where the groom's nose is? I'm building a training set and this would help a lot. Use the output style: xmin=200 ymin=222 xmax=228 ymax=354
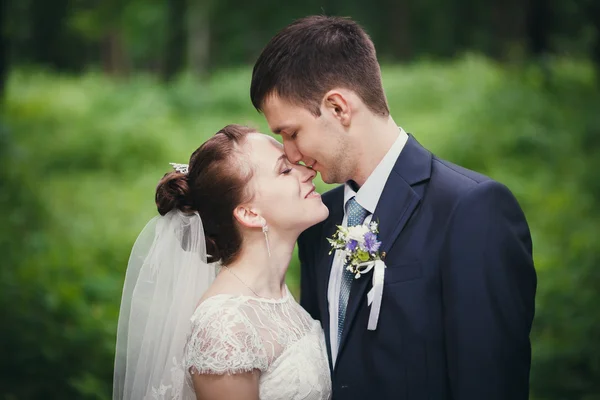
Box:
xmin=283 ymin=141 xmax=316 ymax=168
xmin=283 ymin=141 xmax=303 ymax=164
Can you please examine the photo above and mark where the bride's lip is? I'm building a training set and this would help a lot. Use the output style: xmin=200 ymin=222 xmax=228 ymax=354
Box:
xmin=304 ymin=186 xmax=318 ymax=198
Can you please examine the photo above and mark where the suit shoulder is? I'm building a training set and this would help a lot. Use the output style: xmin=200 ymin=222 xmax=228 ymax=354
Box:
xmin=434 ymin=156 xmax=490 ymax=184
xmin=430 ymin=156 xmax=495 ymax=196
xmin=429 ymin=156 xmax=521 ymax=211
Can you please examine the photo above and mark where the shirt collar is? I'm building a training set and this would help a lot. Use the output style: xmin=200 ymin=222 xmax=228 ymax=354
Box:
xmin=344 ymin=127 xmax=409 ymax=214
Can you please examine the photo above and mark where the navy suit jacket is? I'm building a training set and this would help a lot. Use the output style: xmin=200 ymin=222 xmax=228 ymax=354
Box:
xmin=298 ymin=135 xmax=537 ymax=400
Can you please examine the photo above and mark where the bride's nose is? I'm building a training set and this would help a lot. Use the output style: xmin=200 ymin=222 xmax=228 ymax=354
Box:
xmin=299 ymin=165 xmax=317 ymax=182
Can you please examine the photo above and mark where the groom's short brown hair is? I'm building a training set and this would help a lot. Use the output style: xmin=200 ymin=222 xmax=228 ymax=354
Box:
xmin=250 ymin=15 xmax=389 ymax=117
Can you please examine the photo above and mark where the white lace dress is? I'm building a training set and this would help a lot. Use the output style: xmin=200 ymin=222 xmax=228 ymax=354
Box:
xmin=182 ymin=287 xmax=332 ymax=400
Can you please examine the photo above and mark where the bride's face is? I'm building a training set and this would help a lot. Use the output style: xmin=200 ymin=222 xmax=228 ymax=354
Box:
xmin=243 ymin=133 xmax=329 ymax=234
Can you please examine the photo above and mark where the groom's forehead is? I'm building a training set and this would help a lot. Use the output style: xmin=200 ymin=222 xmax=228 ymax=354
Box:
xmin=263 ymin=95 xmax=303 ymax=118
xmin=263 ymin=96 xmax=319 ymax=135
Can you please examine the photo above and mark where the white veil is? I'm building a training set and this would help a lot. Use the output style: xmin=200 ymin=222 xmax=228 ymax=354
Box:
xmin=113 ymin=210 xmax=217 ymax=399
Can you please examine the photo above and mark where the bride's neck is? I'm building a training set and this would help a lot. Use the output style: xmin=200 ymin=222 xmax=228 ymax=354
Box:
xmin=225 ymin=230 xmax=296 ymax=299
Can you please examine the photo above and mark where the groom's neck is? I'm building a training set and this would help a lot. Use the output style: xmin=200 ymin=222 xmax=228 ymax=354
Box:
xmin=351 ymin=115 xmax=400 ymax=187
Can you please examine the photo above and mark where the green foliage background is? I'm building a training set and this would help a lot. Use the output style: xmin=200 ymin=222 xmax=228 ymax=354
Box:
xmin=1 ymin=56 xmax=599 ymax=399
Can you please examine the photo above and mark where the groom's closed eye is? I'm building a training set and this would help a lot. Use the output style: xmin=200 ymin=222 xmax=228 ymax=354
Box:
xmin=272 ymin=125 xmax=290 ymax=135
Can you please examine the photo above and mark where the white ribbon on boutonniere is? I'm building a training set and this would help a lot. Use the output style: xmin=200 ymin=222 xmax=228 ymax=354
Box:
xmin=355 ymin=259 xmax=387 ymax=330
xmin=327 ymin=221 xmax=387 ymax=331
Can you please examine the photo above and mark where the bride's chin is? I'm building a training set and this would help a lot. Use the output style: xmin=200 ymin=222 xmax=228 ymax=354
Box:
xmin=318 ymin=205 xmax=330 ymax=221
xmin=308 ymin=207 xmax=330 ymax=226
xmin=289 ymin=206 xmax=329 ymax=233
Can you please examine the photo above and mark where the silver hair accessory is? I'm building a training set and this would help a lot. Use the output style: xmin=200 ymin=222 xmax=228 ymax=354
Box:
xmin=169 ymin=163 xmax=189 ymax=174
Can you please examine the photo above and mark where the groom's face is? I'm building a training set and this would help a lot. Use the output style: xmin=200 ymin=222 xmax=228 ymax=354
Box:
xmin=262 ymin=95 xmax=350 ymax=184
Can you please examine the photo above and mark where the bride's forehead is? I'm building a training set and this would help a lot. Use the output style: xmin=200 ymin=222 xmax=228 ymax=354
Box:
xmin=243 ymin=134 xmax=285 ymax=162
xmin=245 ymin=133 xmax=283 ymax=151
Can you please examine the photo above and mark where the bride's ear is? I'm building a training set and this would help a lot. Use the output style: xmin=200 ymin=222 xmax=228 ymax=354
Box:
xmin=233 ymin=205 xmax=264 ymax=229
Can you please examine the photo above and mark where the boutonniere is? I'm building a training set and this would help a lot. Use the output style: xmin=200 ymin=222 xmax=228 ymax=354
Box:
xmin=327 ymin=221 xmax=382 ymax=279
xmin=327 ymin=221 xmax=386 ymax=330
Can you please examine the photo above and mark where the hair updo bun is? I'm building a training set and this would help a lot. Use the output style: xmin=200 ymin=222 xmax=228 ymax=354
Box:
xmin=153 ymin=124 xmax=258 ymax=266
xmin=155 ymin=171 xmax=194 ymax=216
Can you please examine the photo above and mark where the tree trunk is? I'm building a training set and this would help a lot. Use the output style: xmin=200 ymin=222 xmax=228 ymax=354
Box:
xmin=188 ymin=0 xmax=211 ymax=78
xmin=491 ymin=0 xmax=529 ymax=60
xmin=588 ymin=0 xmax=600 ymax=83
xmin=163 ymin=0 xmax=188 ymax=82
xmin=453 ymin=0 xmax=474 ymax=52
xmin=29 ymin=0 xmax=74 ymax=70
xmin=526 ymin=0 xmax=551 ymax=56
xmin=0 ymin=0 xmax=8 ymax=100
xmin=387 ymin=0 xmax=412 ymax=60
xmin=101 ymin=30 xmax=130 ymax=76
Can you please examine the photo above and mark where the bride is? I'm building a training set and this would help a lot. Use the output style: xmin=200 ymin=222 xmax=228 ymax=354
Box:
xmin=113 ymin=124 xmax=332 ymax=400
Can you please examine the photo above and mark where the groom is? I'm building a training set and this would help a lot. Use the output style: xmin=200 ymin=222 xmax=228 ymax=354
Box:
xmin=251 ymin=16 xmax=537 ymax=400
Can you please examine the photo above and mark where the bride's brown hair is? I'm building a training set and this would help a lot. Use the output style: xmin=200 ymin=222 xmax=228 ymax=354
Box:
xmin=155 ymin=124 xmax=257 ymax=265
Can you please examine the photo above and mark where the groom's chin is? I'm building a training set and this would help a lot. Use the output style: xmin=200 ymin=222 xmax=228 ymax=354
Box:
xmin=318 ymin=170 xmax=343 ymax=186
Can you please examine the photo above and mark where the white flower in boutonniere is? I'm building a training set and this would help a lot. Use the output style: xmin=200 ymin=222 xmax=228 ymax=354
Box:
xmin=327 ymin=221 xmax=387 ymax=330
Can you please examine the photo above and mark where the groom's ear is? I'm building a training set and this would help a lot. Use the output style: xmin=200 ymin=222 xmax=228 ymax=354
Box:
xmin=233 ymin=205 xmax=263 ymax=230
xmin=323 ymin=90 xmax=351 ymax=127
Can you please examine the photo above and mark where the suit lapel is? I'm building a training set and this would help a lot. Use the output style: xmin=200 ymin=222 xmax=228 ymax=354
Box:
xmin=373 ymin=173 xmax=421 ymax=255
xmin=337 ymin=135 xmax=432 ymax=357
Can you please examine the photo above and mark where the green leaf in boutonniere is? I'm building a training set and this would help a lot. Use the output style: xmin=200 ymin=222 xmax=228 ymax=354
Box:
xmin=357 ymin=249 xmax=370 ymax=262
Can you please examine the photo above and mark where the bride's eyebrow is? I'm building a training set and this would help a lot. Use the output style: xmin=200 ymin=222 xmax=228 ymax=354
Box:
xmin=273 ymin=153 xmax=288 ymax=170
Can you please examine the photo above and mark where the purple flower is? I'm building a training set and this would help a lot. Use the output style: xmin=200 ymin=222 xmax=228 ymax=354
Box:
xmin=363 ymin=232 xmax=381 ymax=253
xmin=346 ymin=239 xmax=358 ymax=252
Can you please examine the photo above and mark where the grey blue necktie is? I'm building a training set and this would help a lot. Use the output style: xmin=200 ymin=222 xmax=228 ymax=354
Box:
xmin=337 ymin=197 xmax=369 ymax=348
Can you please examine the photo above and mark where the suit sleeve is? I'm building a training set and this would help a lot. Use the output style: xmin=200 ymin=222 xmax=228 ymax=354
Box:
xmin=442 ymin=180 xmax=537 ymax=400
xmin=298 ymin=229 xmax=321 ymax=322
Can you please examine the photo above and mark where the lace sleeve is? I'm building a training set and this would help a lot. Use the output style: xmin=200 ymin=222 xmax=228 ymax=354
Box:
xmin=183 ymin=300 xmax=269 ymax=375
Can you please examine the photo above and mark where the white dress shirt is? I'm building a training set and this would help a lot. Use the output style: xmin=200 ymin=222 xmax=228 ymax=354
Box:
xmin=328 ymin=128 xmax=409 ymax=365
